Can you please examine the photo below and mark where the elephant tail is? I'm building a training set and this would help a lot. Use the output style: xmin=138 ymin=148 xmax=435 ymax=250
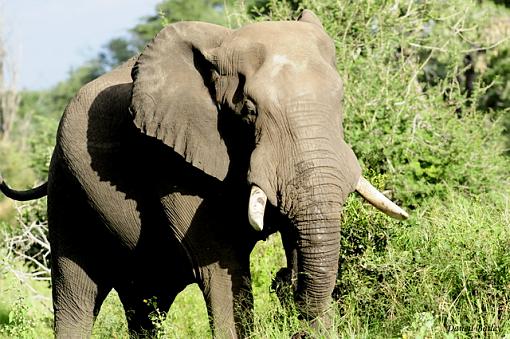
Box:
xmin=0 ymin=174 xmax=48 ymax=201
xmin=356 ymin=176 xmax=409 ymax=220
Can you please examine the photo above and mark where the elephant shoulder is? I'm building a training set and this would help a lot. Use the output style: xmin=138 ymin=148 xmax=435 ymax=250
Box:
xmin=74 ymin=57 xmax=135 ymax=108
xmin=57 ymin=58 xmax=136 ymax=156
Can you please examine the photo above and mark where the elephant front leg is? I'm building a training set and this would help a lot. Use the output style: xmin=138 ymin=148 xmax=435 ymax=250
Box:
xmin=201 ymin=263 xmax=253 ymax=338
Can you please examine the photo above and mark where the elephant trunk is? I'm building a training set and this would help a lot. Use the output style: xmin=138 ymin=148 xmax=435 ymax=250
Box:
xmin=283 ymin=103 xmax=359 ymax=320
xmin=293 ymin=196 xmax=341 ymax=319
xmin=288 ymin=164 xmax=347 ymax=319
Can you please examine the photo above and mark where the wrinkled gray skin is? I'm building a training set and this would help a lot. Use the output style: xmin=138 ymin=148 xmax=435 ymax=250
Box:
xmin=29 ymin=11 xmax=362 ymax=338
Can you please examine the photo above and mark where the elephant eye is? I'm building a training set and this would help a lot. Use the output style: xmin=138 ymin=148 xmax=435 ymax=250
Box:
xmin=241 ymin=99 xmax=257 ymax=124
xmin=245 ymin=99 xmax=256 ymax=115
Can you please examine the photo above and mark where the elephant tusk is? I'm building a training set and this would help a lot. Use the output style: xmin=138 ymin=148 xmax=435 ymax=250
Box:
xmin=248 ymin=185 xmax=267 ymax=231
xmin=356 ymin=176 xmax=409 ymax=220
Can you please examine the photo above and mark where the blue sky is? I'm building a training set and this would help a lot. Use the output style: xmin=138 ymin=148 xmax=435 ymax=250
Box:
xmin=3 ymin=0 xmax=162 ymax=90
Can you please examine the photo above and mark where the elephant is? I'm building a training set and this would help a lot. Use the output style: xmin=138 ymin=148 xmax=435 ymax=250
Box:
xmin=0 ymin=10 xmax=408 ymax=338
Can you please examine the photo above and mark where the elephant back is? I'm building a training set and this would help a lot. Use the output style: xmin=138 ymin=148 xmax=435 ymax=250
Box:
xmin=57 ymin=58 xmax=135 ymax=163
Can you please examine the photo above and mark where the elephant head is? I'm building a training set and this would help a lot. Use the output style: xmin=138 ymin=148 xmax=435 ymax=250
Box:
xmin=130 ymin=10 xmax=407 ymax=323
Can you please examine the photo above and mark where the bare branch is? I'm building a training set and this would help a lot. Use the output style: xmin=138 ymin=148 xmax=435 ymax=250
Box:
xmin=2 ymin=202 xmax=52 ymax=301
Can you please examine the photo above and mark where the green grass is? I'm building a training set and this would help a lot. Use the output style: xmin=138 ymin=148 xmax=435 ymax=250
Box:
xmin=337 ymin=189 xmax=510 ymax=337
xmin=0 ymin=252 xmax=53 ymax=339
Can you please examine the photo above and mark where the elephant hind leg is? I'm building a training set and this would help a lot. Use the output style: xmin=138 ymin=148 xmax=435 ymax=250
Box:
xmin=52 ymin=255 xmax=112 ymax=338
xmin=48 ymin=163 xmax=117 ymax=337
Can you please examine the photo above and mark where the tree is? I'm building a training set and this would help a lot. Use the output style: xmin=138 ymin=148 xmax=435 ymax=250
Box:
xmin=0 ymin=25 xmax=19 ymax=141
xmin=132 ymin=0 xmax=230 ymax=45
xmin=97 ymin=0 xmax=245 ymax=71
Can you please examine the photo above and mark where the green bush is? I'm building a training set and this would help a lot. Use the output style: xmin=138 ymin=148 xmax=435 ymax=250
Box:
xmin=0 ymin=142 xmax=37 ymax=224
xmin=0 ymin=144 xmax=36 ymax=193
xmin=26 ymin=116 xmax=57 ymax=179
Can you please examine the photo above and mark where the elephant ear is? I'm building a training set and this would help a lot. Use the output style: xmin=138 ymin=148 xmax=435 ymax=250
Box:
xmin=130 ymin=22 xmax=232 ymax=181
xmin=297 ymin=10 xmax=324 ymax=28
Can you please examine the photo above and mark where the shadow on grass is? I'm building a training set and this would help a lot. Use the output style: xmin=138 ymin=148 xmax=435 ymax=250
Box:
xmin=0 ymin=303 xmax=11 ymax=326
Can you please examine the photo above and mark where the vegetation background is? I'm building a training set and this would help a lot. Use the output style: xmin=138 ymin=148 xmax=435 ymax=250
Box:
xmin=0 ymin=0 xmax=509 ymax=337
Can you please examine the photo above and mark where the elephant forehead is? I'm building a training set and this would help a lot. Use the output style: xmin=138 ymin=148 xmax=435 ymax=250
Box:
xmin=273 ymin=54 xmax=290 ymax=65
xmin=270 ymin=54 xmax=298 ymax=77
xmin=232 ymin=21 xmax=336 ymax=74
xmin=264 ymin=51 xmax=338 ymax=87
xmin=231 ymin=21 xmax=328 ymax=50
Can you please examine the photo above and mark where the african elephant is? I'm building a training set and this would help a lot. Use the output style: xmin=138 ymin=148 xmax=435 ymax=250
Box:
xmin=0 ymin=10 xmax=407 ymax=338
